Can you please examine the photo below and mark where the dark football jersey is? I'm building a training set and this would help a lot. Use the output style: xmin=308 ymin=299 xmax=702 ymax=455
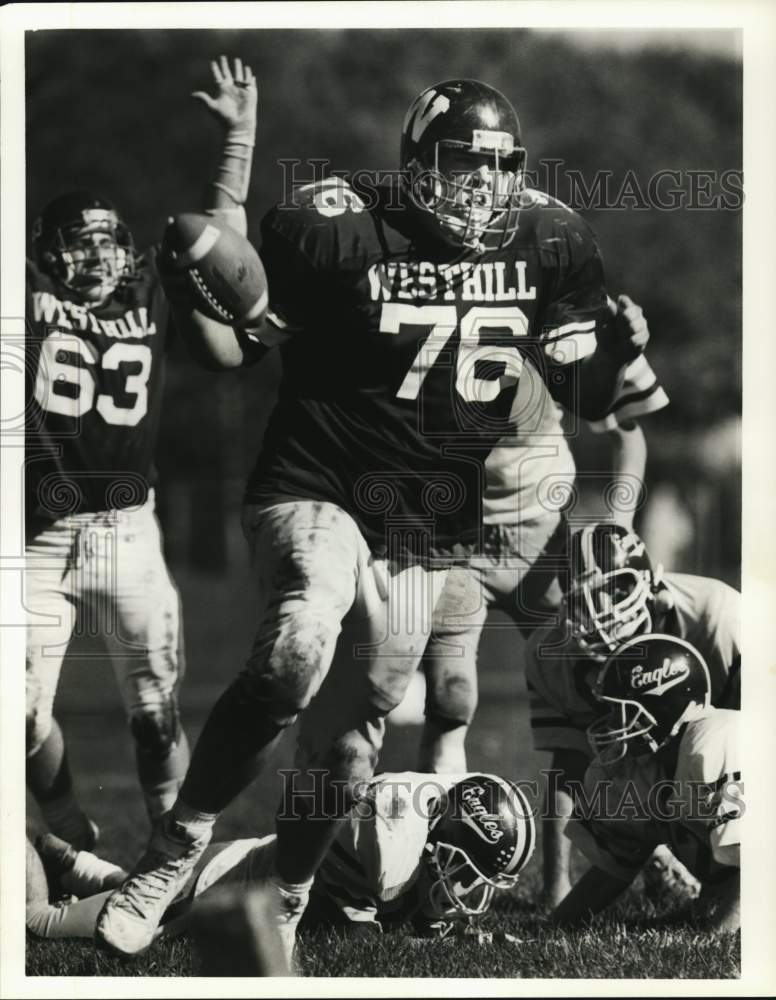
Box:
xmin=245 ymin=181 xmax=609 ymax=560
xmin=25 ymin=252 xmax=170 ymax=527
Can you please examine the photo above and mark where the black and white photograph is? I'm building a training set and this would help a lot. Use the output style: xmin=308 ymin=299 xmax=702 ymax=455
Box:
xmin=1 ymin=1 xmax=774 ymax=993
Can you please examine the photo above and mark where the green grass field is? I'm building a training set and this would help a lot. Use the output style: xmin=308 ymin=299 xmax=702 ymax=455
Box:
xmin=25 ymin=570 xmax=741 ymax=979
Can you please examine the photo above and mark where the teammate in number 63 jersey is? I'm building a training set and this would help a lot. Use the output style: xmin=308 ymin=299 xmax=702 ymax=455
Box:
xmin=24 ymin=192 xmax=190 ymax=847
xmin=96 ymin=76 xmax=651 ymax=960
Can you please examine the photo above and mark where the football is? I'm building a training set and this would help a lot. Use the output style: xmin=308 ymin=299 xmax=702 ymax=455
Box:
xmin=162 ymin=213 xmax=268 ymax=325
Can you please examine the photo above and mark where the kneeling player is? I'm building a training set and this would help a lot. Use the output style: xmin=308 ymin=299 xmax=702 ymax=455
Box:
xmin=27 ymin=772 xmax=535 ymax=944
xmin=525 ymin=522 xmax=740 ymax=905
xmin=420 ymin=303 xmax=667 ymax=774
xmin=551 ymin=636 xmax=741 ymax=933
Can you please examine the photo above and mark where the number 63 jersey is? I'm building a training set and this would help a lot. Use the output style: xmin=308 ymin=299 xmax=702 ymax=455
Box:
xmin=25 ymin=254 xmax=170 ymax=529
xmin=246 ymin=181 xmax=610 ymax=563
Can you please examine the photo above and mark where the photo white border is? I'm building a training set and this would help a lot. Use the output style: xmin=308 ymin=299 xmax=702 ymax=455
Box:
xmin=2 ymin=2 xmax=775 ymax=996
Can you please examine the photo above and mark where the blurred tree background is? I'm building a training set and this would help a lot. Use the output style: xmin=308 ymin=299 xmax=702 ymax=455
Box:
xmin=26 ymin=28 xmax=742 ymax=586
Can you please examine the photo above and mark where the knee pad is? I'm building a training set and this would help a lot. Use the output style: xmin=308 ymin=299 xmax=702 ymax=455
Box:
xmin=326 ymin=730 xmax=380 ymax=803
xmin=130 ymin=699 xmax=181 ymax=760
xmin=425 ymin=672 xmax=477 ymax=728
xmin=242 ymin=613 xmax=341 ymax=723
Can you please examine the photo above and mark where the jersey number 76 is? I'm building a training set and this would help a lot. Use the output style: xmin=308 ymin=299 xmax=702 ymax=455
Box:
xmin=380 ymin=303 xmax=528 ymax=402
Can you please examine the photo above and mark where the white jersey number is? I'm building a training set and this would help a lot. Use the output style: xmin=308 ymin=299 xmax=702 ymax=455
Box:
xmin=380 ymin=303 xmax=528 ymax=402
xmin=34 ymin=332 xmax=152 ymax=427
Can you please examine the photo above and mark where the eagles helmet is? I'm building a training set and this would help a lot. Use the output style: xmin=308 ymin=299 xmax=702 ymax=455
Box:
xmin=587 ymin=634 xmax=712 ymax=765
xmin=400 ymin=80 xmax=527 ymax=254
xmin=564 ymin=523 xmax=667 ymax=661
xmin=422 ymin=773 xmax=536 ymax=919
xmin=32 ymin=190 xmax=136 ymax=304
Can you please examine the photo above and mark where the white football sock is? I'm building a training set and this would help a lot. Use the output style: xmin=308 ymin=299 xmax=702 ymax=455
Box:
xmin=169 ymin=801 xmax=219 ymax=841
xmin=267 ymin=872 xmax=314 ymax=966
xmin=62 ymin=851 xmax=127 ymax=897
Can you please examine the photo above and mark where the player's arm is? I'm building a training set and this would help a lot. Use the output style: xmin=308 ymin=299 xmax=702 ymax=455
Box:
xmin=542 ymin=747 xmax=589 ymax=908
xmin=161 ymin=56 xmax=279 ymax=369
xmin=195 ymin=54 xmax=255 ymax=237
xmin=549 ymin=865 xmax=631 ymax=926
xmin=602 ymin=420 xmax=647 ymax=530
xmin=580 ymin=316 xmax=669 ymax=526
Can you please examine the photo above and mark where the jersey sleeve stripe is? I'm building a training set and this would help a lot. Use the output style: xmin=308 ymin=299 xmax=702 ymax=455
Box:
xmin=708 ymin=770 xmax=742 ymax=793
xmin=709 ymin=809 xmax=740 ymax=831
xmin=543 ymin=329 xmax=597 ymax=365
xmin=587 ymin=384 xmax=669 ymax=433
xmin=542 ymin=319 xmax=597 ymax=341
xmin=621 ymin=355 xmax=658 ymax=391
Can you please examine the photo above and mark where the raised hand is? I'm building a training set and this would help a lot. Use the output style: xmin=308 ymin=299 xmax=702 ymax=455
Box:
xmin=598 ymin=294 xmax=650 ymax=366
xmin=192 ymin=55 xmax=257 ymax=143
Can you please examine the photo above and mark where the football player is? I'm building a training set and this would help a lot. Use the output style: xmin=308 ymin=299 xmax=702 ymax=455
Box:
xmin=419 ymin=309 xmax=668 ymax=774
xmin=551 ymin=636 xmax=741 ymax=933
xmin=28 ymin=772 xmax=535 ymax=942
xmin=525 ymin=522 xmax=740 ymax=905
xmin=96 ymin=77 xmax=649 ymax=959
xmin=24 ymin=56 xmax=257 ymax=846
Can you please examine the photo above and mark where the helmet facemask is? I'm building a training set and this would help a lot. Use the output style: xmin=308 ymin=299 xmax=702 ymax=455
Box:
xmin=408 ymin=138 xmax=526 ymax=254
xmin=422 ymin=840 xmax=507 ymax=919
xmin=40 ymin=211 xmax=135 ymax=304
xmin=566 ymin=566 xmax=657 ymax=661
xmin=586 ymin=697 xmax=661 ymax=766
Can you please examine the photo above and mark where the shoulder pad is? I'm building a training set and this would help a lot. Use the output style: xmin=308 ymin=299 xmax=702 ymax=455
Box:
xmin=262 ymin=177 xmax=377 ymax=268
xmin=519 ymin=189 xmax=599 ymax=260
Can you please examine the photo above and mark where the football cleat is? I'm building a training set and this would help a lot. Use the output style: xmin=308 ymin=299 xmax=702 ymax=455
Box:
xmin=587 ymin=634 xmax=712 ymax=765
xmin=421 ymin=774 xmax=536 ymax=920
xmin=401 ymin=79 xmax=526 ymax=253
xmin=32 ymin=190 xmax=136 ymax=304
xmin=94 ymin=814 xmax=211 ymax=957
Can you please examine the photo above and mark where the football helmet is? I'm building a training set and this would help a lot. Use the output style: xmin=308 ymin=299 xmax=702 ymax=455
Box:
xmin=421 ymin=773 xmax=535 ymax=920
xmin=587 ymin=634 xmax=712 ymax=765
xmin=32 ymin=190 xmax=136 ymax=304
xmin=400 ymin=79 xmax=526 ymax=254
xmin=564 ymin=523 xmax=667 ymax=661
